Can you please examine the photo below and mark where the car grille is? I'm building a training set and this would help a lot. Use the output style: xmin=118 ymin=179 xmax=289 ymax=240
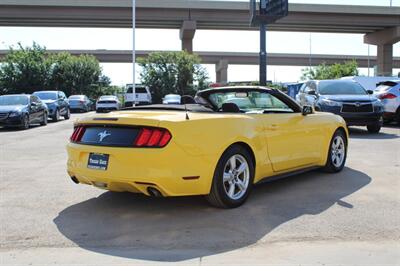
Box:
xmin=0 ymin=112 xmax=9 ymax=120
xmin=341 ymin=103 xmax=373 ymax=113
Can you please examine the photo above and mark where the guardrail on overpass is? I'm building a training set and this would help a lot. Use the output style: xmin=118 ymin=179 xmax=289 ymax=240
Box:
xmin=2 ymin=49 xmax=398 ymax=83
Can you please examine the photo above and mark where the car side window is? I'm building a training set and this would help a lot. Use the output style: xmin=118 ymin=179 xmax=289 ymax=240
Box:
xmin=31 ymin=96 xmax=40 ymax=104
xmin=299 ymin=83 xmax=307 ymax=93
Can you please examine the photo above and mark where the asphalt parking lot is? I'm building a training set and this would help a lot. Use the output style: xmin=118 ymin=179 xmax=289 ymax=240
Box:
xmin=0 ymin=113 xmax=399 ymax=265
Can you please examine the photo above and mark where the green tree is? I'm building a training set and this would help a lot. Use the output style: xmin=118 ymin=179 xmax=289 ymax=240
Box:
xmin=47 ymin=53 xmax=101 ymax=96
xmin=301 ymin=60 xmax=359 ymax=80
xmin=0 ymin=42 xmax=50 ymax=94
xmin=0 ymin=43 xmax=111 ymax=98
xmin=138 ymin=51 xmax=210 ymax=103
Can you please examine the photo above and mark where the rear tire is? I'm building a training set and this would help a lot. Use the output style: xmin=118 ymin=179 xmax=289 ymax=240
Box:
xmin=20 ymin=114 xmax=29 ymax=130
xmin=206 ymin=145 xmax=254 ymax=208
xmin=367 ymin=124 xmax=381 ymax=133
xmin=396 ymin=108 xmax=400 ymax=125
xmin=322 ymin=129 xmax=347 ymax=173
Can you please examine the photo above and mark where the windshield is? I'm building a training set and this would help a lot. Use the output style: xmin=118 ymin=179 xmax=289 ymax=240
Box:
xmin=0 ymin=95 xmax=29 ymax=106
xmin=34 ymin=92 xmax=57 ymax=100
xmin=319 ymin=81 xmax=368 ymax=95
xmin=207 ymin=91 xmax=293 ymax=113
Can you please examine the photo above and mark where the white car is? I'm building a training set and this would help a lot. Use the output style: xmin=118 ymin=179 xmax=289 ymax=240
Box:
xmin=124 ymin=84 xmax=152 ymax=107
xmin=96 ymin=96 xmax=121 ymax=113
xmin=374 ymin=80 xmax=400 ymax=124
xmin=162 ymin=94 xmax=181 ymax=105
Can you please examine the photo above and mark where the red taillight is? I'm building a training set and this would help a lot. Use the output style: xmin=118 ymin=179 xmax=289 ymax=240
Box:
xmin=378 ymin=93 xmax=397 ymax=100
xmin=135 ymin=128 xmax=172 ymax=148
xmin=70 ymin=126 xmax=86 ymax=143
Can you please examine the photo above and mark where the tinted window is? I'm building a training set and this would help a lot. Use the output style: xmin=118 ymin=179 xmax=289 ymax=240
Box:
xmin=0 ymin=95 xmax=29 ymax=106
xmin=319 ymin=81 xmax=367 ymax=95
xmin=30 ymin=95 xmax=41 ymax=104
xmin=69 ymin=95 xmax=84 ymax=100
xmin=33 ymin=92 xmax=58 ymax=100
xmin=127 ymin=87 xmax=147 ymax=93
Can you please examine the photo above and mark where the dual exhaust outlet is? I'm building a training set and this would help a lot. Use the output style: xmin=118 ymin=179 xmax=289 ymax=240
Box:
xmin=70 ymin=176 xmax=163 ymax=197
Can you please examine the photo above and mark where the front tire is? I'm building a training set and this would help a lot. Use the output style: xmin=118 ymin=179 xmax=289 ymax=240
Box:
xmin=367 ymin=124 xmax=381 ymax=133
xmin=52 ymin=109 xmax=60 ymax=122
xmin=40 ymin=112 xmax=48 ymax=126
xmin=206 ymin=145 xmax=254 ymax=208
xmin=64 ymin=108 xmax=70 ymax=120
xmin=322 ymin=129 xmax=347 ymax=173
xmin=20 ymin=114 xmax=29 ymax=130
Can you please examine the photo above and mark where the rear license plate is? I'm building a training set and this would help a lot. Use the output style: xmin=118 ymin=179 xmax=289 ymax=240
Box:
xmin=87 ymin=153 xmax=109 ymax=170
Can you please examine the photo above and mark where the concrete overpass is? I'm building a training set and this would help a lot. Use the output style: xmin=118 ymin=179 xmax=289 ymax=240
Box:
xmin=0 ymin=0 xmax=399 ymax=76
xmin=2 ymin=49 xmax=399 ymax=83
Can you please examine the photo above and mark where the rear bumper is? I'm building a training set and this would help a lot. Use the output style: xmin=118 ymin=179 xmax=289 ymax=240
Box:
xmin=124 ymin=101 xmax=151 ymax=107
xmin=66 ymin=142 xmax=217 ymax=197
xmin=96 ymin=107 xmax=118 ymax=112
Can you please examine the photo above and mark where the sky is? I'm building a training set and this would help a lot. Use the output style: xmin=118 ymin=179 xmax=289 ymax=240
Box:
xmin=0 ymin=0 xmax=399 ymax=86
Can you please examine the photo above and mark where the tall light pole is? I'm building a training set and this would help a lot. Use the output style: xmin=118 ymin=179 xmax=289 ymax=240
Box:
xmin=132 ymin=0 xmax=136 ymax=106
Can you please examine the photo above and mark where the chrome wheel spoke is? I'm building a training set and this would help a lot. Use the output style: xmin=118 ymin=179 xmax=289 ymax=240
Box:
xmin=223 ymin=173 xmax=231 ymax=183
xmin=237 ymin=179 xmax=246 ymax=191
xmin=237 ymin=163 xmax=247 ymax=175
xmin=228 ymin=183 xmax=235 ymax=197
xmin=229 ymin=157 xmax=236 ymax=170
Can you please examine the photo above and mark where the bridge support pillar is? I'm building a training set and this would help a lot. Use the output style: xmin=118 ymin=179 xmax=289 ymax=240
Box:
xmin=180 ymin=20 xmax=196 ymax=53
xmin=364 ymin=26 xmax=400 ymax=76
xmin=216 ymin=59 xmax=228 ymax=84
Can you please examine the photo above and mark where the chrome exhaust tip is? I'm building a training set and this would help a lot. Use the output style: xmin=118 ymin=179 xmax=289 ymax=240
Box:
xmin=147 ymin=187 xmax=163 ymax=197
xmin=71 ymin=176 xmax=79 ymax=184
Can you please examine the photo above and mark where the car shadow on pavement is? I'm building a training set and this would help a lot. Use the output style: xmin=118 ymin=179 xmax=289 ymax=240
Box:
xmin=348 ymin=127 xmax=399 ymax=139
xmin=54 ymin=167 xmax=371 ymax=262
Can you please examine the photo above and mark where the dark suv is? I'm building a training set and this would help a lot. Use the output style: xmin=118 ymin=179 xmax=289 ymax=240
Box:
xmin=296 ymin=80 xmax=384 ymax=133
xmin=33 ymin=91 xmax=70 ymax=121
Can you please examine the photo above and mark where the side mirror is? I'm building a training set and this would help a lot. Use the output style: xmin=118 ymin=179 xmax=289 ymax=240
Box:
xmin=302 ymin=105 xmax=313 ymax=116
xmin=31 ymin=102 xmax=38 ymax=107
xmin=307 ymin=90 xmax=317 ymax=96
xmin=367 ymin=90 xmax=373 ymax=95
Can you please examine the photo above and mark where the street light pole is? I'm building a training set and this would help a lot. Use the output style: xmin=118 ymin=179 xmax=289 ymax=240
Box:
xmin=132 ymin=0 xmax=136 ymax=106
xmin=260 ymin=23 xmax=267 ymax=86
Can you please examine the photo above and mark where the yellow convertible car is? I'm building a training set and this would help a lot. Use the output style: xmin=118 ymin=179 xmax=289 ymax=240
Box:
xmin=67 ymin=86 xmax=348 ymax=208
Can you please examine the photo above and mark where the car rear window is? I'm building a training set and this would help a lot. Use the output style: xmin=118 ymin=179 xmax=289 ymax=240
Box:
xmin=127 ymin=87 xmax=147 ymax=93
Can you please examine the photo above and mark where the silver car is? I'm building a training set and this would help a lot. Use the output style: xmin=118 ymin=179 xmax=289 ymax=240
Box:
xmin=374 ymin=80 xmax=400 ymax=124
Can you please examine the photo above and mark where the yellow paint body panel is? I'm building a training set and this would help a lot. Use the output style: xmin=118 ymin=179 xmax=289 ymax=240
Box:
xmin=66 ymin=110 xmax=348 ymax=196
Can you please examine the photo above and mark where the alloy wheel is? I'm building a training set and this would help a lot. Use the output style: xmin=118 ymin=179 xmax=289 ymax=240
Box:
xmin=331 ymin=136 xmax=345 ymax=168
xmin=223 ymin=154 xmax=250 ymax=200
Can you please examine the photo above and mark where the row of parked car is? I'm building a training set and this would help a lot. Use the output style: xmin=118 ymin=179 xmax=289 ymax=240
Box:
xmin=0 ymin=90 xmax=126 ymax=130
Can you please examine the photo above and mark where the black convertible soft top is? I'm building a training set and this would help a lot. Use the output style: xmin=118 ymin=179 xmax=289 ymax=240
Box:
xmin=122 ymin=104 xmax=214 ymax=113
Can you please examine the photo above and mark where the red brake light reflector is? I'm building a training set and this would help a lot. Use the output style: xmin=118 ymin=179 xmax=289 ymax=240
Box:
xmin=135 ymin=128 xmax=152 ymax=147
xmin=378 ymin=93 xmax=397 ymax=100
xmin=70 ymin=126 xmax=86 ymax=143
xmin=134 ymin=128 xmax=172 ymax=148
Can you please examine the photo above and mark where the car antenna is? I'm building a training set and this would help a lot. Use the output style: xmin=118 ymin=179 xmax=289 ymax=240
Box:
xmin=184 ymin=102 xmax=190 ymax=120
xmin=181 ymin=95 xmax=190 ymax=120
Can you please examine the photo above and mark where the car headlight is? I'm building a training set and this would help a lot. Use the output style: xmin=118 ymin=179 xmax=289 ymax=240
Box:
xmin=9 ymin=111 xmax=21 ymax=117
xmin=320 ymin=99 xmax=342 ymax=107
